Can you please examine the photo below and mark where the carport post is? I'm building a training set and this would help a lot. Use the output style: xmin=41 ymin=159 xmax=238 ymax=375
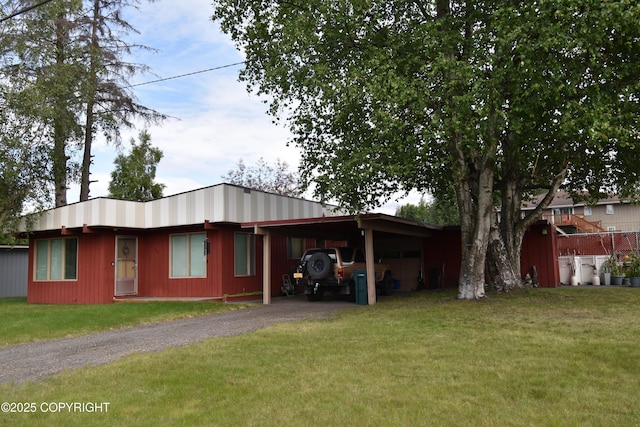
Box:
xmin=254 ymin=226 xmax=271 ymax=305
xmin=364 ymin=227 xmax=377 ymax=305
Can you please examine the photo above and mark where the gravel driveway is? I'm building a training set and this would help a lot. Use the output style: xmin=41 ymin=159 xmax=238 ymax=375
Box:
xmin=0 ymin=296 xmax=356 ymax=385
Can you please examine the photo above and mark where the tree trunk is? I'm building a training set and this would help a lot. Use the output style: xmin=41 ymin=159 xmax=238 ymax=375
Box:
xmin=455 ymin=146 xmax=496 ymax=300
xmin=486 ymin=177 xmax=524 ymax=291
xmin=486 ymin=226 xmax=523 ymax=292
xmin=80 ymin=0 xmax=100 ymax=202
xmin=486 ymin=155 xmax=568 ymax=291
xmin=80 ymin=107 xmax=95 ymax=201
xmin=53 ymin=15 xmax=68 ymax=208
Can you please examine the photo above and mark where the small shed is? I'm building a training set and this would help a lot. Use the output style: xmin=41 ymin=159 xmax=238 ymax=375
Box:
xmin=0 ymin=245 xmax=28 ymax=298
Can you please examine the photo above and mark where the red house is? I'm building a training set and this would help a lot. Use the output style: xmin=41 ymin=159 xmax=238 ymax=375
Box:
xmin=20 ymin=184 xmax=560 ymax=305
xmin=22 ymin=184 xmax=345 ymax=304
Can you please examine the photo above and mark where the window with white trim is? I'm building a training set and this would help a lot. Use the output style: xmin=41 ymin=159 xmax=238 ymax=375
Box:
xmin=234 ymin=232 xmax=256 ymax=276
xmin=606 ymin=204 xmax=614 ymax=215
xmin=34 ymin=238 xmax=78 ymax=281
xmin=583 ymin=206 xmax=592 ymax=216
xmin=170 ymin=233 xmax=206 ymax=278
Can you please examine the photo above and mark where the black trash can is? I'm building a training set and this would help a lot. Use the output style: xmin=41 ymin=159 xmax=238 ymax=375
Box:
xmin=354 ymin=270 xmax=368 ymax=305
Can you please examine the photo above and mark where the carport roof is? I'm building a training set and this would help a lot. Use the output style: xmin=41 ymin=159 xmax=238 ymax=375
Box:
xmin=242 ymin=213 xmax=440 ymax=240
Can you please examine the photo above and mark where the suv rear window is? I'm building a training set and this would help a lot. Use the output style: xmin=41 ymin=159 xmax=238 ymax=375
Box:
xmin=338 ymin=247 xmax=354 ymax=263
xmin=338 ymin=247 xmax=365 ymax=263
xmin=302 ymin=249 xmax=337 ymax=262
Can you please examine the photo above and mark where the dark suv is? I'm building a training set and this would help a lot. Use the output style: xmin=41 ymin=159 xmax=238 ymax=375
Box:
xmin=293 ymin=247 xmax=393 ymax=301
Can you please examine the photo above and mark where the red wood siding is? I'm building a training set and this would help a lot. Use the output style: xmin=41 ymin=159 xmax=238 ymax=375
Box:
xmin=422 ymin=224 xmax=559 ymax=289
xmin=137 ymin=226 xmax=265 ymax=298
xmin=521 ymin=222 xmax=559 ymax=287
xmin=28 ymin=232 xmax=115 ymax=304
xmin=137 ymin=230 xmax=213 ymax=298
xmin=423 ymin=228 xmax=461 ymax=289
xmin=220 ymin=227 xmax=263 ymax=296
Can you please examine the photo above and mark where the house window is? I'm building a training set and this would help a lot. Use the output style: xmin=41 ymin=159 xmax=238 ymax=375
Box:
xmin=583 ymin=206 xmax=592 ymax=216
xmin=553 ymin=207 xmax=574 ymax=215
xmin=287 ymin=237 xmax=305 ymax=259
xmin=606 ymin=204 xmax=614 ymax=215
xmin=234 ymin=232 xmax=255 ymax=276
xmin=34 ymin=238 xmax=78 ymax=281
xmin=170 ymin=233 xmax=206 ymax=278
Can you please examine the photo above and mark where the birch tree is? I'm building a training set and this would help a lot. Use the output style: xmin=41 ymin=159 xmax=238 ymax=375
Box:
xmin=212 ymin=0 xmax=640 ymax=299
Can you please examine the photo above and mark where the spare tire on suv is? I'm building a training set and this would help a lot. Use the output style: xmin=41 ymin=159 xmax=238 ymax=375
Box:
xmin=306 ymin=251 xmax=332 ymax=280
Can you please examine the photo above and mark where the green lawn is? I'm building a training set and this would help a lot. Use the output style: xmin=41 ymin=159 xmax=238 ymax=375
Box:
xmin=0 ymin=297 xmax=248 ymax=347
xmin=1 ymin=288 xmax=639 ymax=426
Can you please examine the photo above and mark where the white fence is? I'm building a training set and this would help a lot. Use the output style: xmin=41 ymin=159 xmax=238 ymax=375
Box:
xmin=558 ymin=255 xmax=611 ymax=286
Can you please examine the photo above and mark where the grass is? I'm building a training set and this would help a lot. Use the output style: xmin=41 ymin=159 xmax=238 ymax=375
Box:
xmin=0 ymin=297 xmax=250 ymax=347
xmin=1 ymin=288 xmax=640 ymax=426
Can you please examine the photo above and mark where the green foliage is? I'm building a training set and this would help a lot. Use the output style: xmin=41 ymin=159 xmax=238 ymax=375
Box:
xmin=108 ymin=130 xmax=165 ymax=202
xmin=79 ymin=0 xmax=167 ymax=201
xmin=0 ymin=101 xmax=52 ymax=238
xmin=395 ymin=196 xmax=460 ymax=226
xmin=601 ymin=255 xmax=622 ymax=276
xmin=624 ymin=252 xmax=640 ymax=278
xmin=0 ymin=0 xmax=86 ymax=207
xmin=0 ymin=0 xmax=165 ymax=207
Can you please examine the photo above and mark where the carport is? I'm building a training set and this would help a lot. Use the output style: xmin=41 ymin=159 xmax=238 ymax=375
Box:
xmin=243 ymin=214 xmax=439 ymax=305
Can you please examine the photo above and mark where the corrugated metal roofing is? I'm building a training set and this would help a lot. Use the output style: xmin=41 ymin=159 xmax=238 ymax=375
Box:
xmin=20 ymin=184 xmax=345 ymax=232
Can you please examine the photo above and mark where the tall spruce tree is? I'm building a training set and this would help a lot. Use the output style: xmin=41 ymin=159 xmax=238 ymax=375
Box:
xmin=108 ymin=129 xmax=164 ymax=202
xmin=0 ymin=0 xmax=165 ymax=210
xmin=1 ymin=0 xmax=86 ymax=207
xmin=78 ymin=0 xmax=165 ymax=201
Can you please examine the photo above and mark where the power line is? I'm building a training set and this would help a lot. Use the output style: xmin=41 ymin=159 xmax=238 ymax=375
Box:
xmin=126 ymin=61 xmax=245 ymax=88
xmin=1 ymin=3 xmax=245 ymax=91
xmin=0 ymin=0 xmax=57 ymax=23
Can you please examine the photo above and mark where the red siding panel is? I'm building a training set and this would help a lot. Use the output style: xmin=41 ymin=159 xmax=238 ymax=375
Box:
xmin=423 ymin=228 xmax=461 ymax=289
xmin=28 ymin=232 xmax=114 ymax=304
xmin=137 ymin=228 xmax=220 ymax=298
xmin=422 ymin=224 xmax=559 ymax=290
xmin=521 ymin=223 xmax=559 ymax=287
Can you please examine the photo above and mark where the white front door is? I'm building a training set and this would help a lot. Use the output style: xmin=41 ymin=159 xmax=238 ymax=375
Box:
xmin=115 ymin=236 xmax=138 ymax=296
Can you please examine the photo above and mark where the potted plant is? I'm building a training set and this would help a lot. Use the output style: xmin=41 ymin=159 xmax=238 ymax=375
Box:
xmin=601 ymin=257 xmax=613 ymax=286
xmin=608 ymin=256 xmax=625 ymax=286
xmin=600 ymin=255 xmax=623 ymax=286
xmin=626 ymin=253 xmax=640 ymax=287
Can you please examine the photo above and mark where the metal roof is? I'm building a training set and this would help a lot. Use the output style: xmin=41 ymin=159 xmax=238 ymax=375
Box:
xmin=20 ymin=184 xmax=346 ymax=232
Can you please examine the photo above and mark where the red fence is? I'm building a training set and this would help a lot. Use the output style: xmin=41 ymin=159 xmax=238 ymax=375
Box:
xmin=557 ymin=232 xmax=640 ymax=257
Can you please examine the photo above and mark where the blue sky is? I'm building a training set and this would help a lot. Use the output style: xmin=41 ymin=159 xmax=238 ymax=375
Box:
xmin=70 ymin=0 xmax=419 ymax=214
